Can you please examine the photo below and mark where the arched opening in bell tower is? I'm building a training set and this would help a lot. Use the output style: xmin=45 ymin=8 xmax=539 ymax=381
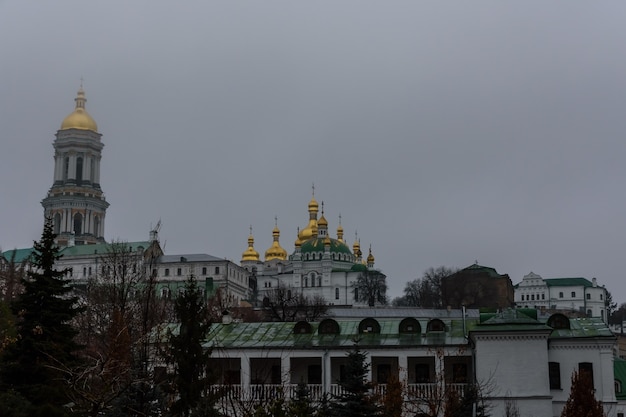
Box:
xmin=74 ymin=213 xmax=83 ymax=235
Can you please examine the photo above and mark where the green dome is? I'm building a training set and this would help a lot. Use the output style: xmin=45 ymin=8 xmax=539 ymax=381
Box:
xmin=291 ymin=237 xmax=355 ymax=262
xmin=300 ymin=238 xmax=352 ymax=255
xmin=351 ymin=263 xmax=368 ymax=272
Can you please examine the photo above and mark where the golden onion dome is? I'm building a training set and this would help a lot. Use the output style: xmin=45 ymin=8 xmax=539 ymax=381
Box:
xmin=317 ymin=214 xmax=328 ymax=227
xmin=353 ymin=237 xmax=362 ymax=258
xmin=241 ymin=229 xmax=260 ymax=262
xmin=60 ymin=87 xmax=98 ymax=132
xmin=308 ymin=195 xmax=319 ymax=212
xmin=324 ymin=235 xmax=331 ymax=246
xmin=298 ymin=220 xmax=318 ymax=240
xmin=367 ymin=246 xmax=375 ymax=264
xmin=265 ymin=222 xmax=287 ymax=261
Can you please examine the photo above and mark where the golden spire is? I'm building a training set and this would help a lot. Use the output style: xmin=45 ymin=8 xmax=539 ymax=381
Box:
xmin=294 ymin=227 xmax=302 ymax=248
xmin=298 ymin=185 xmax=319 ymax=240
xmin=367 ymin=244 xmax=375 ymax=266
xmin=336 ymin=213 xmax=344 ymax=242
xmin=265 ymin=216 xmax=287 ymax=261
xmin=241 ymin=225 xmax=260 ymax=262
xmin=353 ymin=231 xmax=362 ymax=259
xmin=60 ymin=83 xmax=98 ymax=131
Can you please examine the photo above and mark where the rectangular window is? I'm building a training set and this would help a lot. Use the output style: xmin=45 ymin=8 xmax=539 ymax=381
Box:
xmin=549 ymin=362 xmax=561 ymax=389
xmin=177 ymin=268 xmax=182 ymax=276
xmin=215 ymin=266 xmax=220 ymax=274
xmin=531 ymin=294 xmax=535 ymax=300
xmin=415 ymin=364 xmax=430 ymax=383
xmin=542 ymin=294 xmax=545 ymax=300
xmin=202 ymin=267 xmax=207 ymax=275
xmin=587 ymin=293 xmax=591 ymax=300
xmin=335 ymin=288 xmax=340 ymax=299
xmin=571 ymin=291 xmax=576 ymax=298
xmin=164 ymin=268 xmax=170 ymax=277
xmin=452 ymin=363 xmax=468 ymax=383
xmin=308 ymin=365 xmax=322 ymax=384
xmin=377 ymin=364 xmax=391 ymax=384
xmin=601 ymin=293 xmax=603 ymax=300
xmin=579 ymin=362 xmax=594 ymax=389
xmin=559 ymin=292 xmax=564 ymax=298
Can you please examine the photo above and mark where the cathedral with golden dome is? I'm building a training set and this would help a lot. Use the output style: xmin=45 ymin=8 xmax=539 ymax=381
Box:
xmin=41 ymin=86 xmax=109 ymax=246
xmin=240 ymin=191 xmax=385 ymax=306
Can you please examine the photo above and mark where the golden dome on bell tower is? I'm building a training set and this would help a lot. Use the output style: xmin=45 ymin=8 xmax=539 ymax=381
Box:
xmin=60 ymin=85 xmax=98 ymax=132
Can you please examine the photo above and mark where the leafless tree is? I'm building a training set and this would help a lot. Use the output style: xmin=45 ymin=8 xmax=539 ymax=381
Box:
xmin=355 ymin=270 xmax=388 ymax=307
xmin=262 ymin=284 xmax=328 ymax=322
xmin=69 ymin=240 xmax=171 ymax=416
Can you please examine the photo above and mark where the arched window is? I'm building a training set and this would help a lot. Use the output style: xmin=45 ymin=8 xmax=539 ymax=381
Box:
xmin=547 ymin=313 xmax=570 ymax=330
xmin=426 ymin=319 xmax=445 ymax=332
xmin=94 ymin=216 xmax=100 ymax=238
xmin=76 ymin=157 xmax=83 ymax=183
xmin=317 ymin=277 xmax=322 ymax=287
xmin=293 ymin=321 xmax=312 ymax=334
xmin=399 ymin=318 xmax=421 ymax=334
xmin=74 ymin=213 xmax=83 ymax=235
xmin=54 ymin=213 xmax=61 ymax=234
xmin=358 ymin=318 xmax=381 ymax=334
xmin=318 ymin=319 xmax=340 ymax=335
xmin=63 ymin=157 xmax=69 ymax=180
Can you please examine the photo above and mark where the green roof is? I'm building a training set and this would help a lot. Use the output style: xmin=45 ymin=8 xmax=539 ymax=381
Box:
xmin=544 ymin=278 xmax=593 ymax=287
xmin=615 ymin=358 xmax=626 ymax=400
xmin=59 ymin=241 xmax=151 ymax=257
xmin=1 ymin=248 xmax=35 ymax=263
xmin=471 ymin=309 xmax=614 ymax=338
xmin=299 ymin=238 xmax=353 ymax=255
xmin=201 ymin=318 xmax=474 ymax=350
xmin=549 ymin=317 xmax=615 ymax=339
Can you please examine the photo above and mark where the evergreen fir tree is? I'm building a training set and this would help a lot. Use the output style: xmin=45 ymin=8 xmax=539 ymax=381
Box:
xmin=287 ymin=381 xmax=316 ymax=417
xmin=166 ymin=275 xmax=217 ymax=417
xmin=329 ymin=346 xmax=381 ymax=417
xmin=561 ymin=371 xmax=605 ymax=417
xmin=0 ymin=219 xmax=83 ymax=416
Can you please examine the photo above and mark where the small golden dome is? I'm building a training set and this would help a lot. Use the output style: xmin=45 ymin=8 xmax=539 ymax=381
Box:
xmin=318 ymin=214 xmax=328 ymax=227
xmin=241 ymin=228 xmax=260 ymax=262
xmin=60 ymin=87 xmax=98 ymax=132
xmin=308 ymin=196 xmax=319 ymax=212
xmin=367 ymin=246 xmax=375 ymax=264
xmin=324 ymin=235 xmax=331 ymax=245
xmin=265 ymin=221 xmax=287 ymax=261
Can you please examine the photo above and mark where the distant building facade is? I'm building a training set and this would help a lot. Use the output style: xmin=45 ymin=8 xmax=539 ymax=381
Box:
xmin=514 ymin=272 xmax=608 ymax=321
xmin=441 ymin=263 xmax=514 ymax=309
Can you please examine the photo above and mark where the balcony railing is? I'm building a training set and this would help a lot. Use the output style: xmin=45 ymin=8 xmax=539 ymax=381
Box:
xmin=211 ymin=382 xmax=468 ymax=403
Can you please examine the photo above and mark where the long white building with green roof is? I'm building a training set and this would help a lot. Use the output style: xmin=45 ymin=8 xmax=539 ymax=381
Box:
xmin=515 ymin=272 xmax=608 ymax=320
xmin=179 ymin=307 xmax=618 ymax=417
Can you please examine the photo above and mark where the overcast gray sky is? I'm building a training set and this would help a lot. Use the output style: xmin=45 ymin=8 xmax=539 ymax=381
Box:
xmin=2 ymin=1 xmax=626 ymax=300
